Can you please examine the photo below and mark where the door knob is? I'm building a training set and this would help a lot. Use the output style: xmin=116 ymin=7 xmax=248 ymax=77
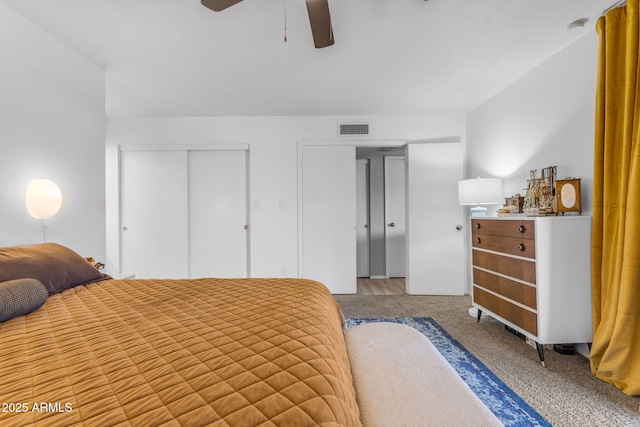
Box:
xmin=388 ymin=222 xmax=395 ymax=227
xmin=456 ymin=224 xmax=463 ymax=230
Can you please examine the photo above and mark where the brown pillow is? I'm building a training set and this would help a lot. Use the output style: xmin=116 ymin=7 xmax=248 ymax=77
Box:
xmin=0 ymin=243 xmax=107 ymax=295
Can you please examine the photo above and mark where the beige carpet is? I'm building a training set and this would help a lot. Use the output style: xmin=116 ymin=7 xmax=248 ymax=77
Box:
xmin=334 ymin=293 xmax=640 ymax=427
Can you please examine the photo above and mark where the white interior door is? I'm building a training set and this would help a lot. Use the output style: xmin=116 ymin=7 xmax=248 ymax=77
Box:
xmin=121 ymin=150 xmax=189 ymax=278
xmin=301 ymin=145 xmax=357 ymax=294
xmin=385 ymin=156 xmax=406 ymax=278
xmin=406 ymin=140 xmax=464 ymax=295
xmin=188 ymin=150 xmax=248 ymax=278
xmin=356 ymin=160 xmax=370 ymax=277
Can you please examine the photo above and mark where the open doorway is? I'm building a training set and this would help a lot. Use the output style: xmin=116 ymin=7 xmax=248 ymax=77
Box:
xmin=356 ymin=146 xmax=406 ymax=295
xmin=299 ymin=138 xmax=464 ymax=295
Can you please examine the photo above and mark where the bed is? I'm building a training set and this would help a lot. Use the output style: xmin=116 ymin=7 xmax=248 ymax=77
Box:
xmin=0 ymin=243 xmax=361 ymax=426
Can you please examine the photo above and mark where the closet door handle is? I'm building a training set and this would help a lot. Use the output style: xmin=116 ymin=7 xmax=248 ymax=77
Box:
xmin=388 ymin=222 xmax=395 ymax=227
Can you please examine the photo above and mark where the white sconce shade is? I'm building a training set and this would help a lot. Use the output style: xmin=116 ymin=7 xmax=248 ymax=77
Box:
xmin=458 ymin=177 xmax=502 ymax=217
xmin=26 ymin=179 xmax=62 ymax=219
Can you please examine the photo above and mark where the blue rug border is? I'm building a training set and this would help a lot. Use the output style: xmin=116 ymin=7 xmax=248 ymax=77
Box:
xmin=346 ymin=317 xmax=551 ymax=427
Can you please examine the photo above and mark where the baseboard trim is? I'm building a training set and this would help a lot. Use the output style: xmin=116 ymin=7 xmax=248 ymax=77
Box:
xmin=369 ymin=275 xmax=388 ymax=280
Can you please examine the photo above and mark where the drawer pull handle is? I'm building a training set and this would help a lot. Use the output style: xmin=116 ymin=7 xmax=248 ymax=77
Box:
xmin=475 ymin=223 xmax=481 ymax=229
xmin=518 ymin=243 xmax=526 ymax=252
xmin=476 ymin=237 xmax=482 ymax=244
xmin=518 ymin=225 xmax=527 ymax=233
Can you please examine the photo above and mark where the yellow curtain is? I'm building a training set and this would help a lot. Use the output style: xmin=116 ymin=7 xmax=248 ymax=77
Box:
xmin=592 ymin=0 xmax=640 ymax=396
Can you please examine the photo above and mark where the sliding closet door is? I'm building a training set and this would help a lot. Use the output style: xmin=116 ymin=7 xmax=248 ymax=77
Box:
xmin=121 ymin=148 xmax=248 ymax=279
xmin=189 ymin=150 xmax=248 ymax=278
xmin=301 ymin=145 xmax=357 ymax=294
xmin=121 ymin=150 xmax=189 ymax=278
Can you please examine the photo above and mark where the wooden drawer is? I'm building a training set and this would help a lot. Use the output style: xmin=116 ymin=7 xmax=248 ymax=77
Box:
xmin=471 ymin=219 xmax=535 ymax=239
xmin=472 ymin=234 xmax=536 ymax=258
xmin=473 ymin=268 xmax=537 ymax=310
xmin=472 ymin=250 xmax=536 ymax=284
xmin=474 ymin=286 xmax=538 ymax=336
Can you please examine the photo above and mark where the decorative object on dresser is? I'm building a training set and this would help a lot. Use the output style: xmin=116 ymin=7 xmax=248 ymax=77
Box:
xmin=470 ymin=216 xmax=592 ymax=366
xmin=497 ymin=194 xmax=525 ymax=216
xmin=521 ymin=166 xmax=583 ymax=216
xmin=555 ymin=178 xmax=582 ymax=215
xmin=524 ymin=166 xmax=557 ymax=216
xmin=505 ymin=195 xmax=525 ymax=212
xmin=458 ymin=177 xmax=503 ymax=217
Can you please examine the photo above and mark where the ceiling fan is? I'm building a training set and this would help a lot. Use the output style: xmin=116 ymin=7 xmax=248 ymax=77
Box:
xmin=201 ymin=0 xmax=334 ymax=48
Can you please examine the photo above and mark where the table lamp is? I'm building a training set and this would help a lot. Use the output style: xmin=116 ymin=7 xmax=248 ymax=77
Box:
xmin=458 ymin=177 xmax=502 ymax=217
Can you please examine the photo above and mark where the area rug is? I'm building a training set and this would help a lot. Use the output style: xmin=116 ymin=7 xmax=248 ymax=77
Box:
xmin=345 ymin=317 xmax=551 ymax=427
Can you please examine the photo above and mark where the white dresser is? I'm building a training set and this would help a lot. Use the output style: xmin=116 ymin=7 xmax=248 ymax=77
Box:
xmin=471 ymin=216 xmax=592 ymax=365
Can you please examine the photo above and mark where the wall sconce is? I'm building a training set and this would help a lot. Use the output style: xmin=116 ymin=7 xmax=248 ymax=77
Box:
xmin=458 ymin=177 xmax=502 ymax=217
xmin=26 ymin=178 xmax=62 ymax=241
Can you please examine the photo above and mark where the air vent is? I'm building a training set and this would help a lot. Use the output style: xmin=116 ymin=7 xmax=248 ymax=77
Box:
xmin=339 ymin=123 xmax=369 ymax=135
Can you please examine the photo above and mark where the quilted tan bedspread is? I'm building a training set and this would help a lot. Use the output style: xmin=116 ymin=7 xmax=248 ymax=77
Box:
xmin=0 ymin=278 xmax=361 ymax=426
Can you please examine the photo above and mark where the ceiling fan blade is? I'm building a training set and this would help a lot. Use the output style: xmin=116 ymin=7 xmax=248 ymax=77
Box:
xmin=305 ymin=0 xmax=334 ymax=48
xmin=201 ymin=0 xmax=243 ymax=12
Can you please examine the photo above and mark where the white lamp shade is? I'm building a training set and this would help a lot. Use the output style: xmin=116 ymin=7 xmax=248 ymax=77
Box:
xmin=26 ymin=179 xmax=62 ymax=219
xmin=458 ymin=178 xmax=502 ymax=205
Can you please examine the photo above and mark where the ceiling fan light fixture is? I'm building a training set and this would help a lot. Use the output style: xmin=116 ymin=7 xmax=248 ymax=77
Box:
xmin=201 ymin=0 xmax=334 ymax=49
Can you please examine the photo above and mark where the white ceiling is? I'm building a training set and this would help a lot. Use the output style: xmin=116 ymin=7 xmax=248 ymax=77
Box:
xmin=2 ymin=0 xmax=615 ymax=117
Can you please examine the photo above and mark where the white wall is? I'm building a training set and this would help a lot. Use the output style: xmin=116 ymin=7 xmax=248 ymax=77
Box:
xmin=466 ymin=29 xmax=598 ymax=214
xmin=0 ymin=3 xmax=599 ymax=288
xmin=0 ymin=4 xmax=106 ymax=259
xmin=465 ymin=29 xmax=599 ymax=293
xmin=106 ymin=115 xmax=465 ymax=277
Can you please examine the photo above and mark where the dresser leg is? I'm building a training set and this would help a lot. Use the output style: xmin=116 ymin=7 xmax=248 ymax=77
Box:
xmin=476 ymin=308 xmax=482 ymax=323
xmin=536 ymin=342 xmax=546 ymax=367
